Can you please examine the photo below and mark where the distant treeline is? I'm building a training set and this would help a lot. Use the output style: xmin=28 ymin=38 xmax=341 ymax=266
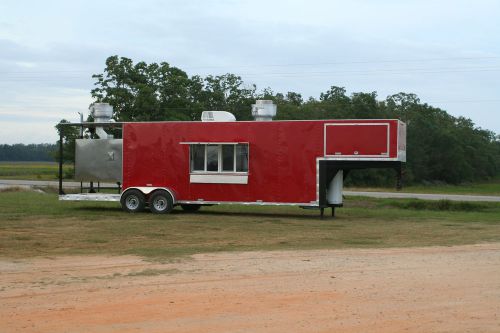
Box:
xmin=0 ymin=144 xmax=56 ymax=162
xmin=59 ymin=56 xmax=500 ymax=185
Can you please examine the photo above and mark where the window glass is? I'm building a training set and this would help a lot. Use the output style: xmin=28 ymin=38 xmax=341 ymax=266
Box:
xmin=235 ymin=144 xmax=248 ymax=172
xmin=191 ymin=145 xmax=205 ymax=171
xmin=222 ymin=145 xmax=235 ymax=172
xmin=206 ymin=145 xmax=219 ymax=171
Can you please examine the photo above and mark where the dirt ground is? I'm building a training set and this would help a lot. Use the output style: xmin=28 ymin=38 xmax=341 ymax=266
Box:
xmin=1 ymin=244 xmax=500 ymax=333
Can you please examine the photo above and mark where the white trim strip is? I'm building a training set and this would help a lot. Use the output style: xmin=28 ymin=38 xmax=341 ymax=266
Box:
xmin=190 ymin=174 xmax=248 ymax=184
xmin=320 ymin=157 xmax=402 ymax=161
xmin=180 ymin=142 xmax=249 ymax=145
xmin=59 ymin=195 xmax=319 ymax=207
xmin=59 ymin=194 xmax=121 ymax=202
xmin=122 ymin=187 xmax=177 ymax=203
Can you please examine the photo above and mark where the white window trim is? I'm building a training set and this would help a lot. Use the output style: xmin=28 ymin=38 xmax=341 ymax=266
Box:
xmin=190 ymin=174 xmax=248 ymax=184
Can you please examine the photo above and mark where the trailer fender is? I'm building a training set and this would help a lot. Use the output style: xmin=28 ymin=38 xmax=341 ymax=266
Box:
xmin=121 ymin=187 xmax=177 ymax=205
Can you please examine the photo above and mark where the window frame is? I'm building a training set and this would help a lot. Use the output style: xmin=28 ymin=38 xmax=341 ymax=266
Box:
xmin=221 ymin=144 xmax=236 ymax=172
xmin=188 ymin=143 xmax=249 ymax=175
xmin=190 ymin=144 xmax=206 ymax=172
xmin=206 ymin=144 xmax=219 ymax=172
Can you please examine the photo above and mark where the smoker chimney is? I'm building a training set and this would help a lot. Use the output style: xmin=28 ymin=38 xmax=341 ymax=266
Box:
xmin=251 ymin=100 xmax=276 ymax=121
xmin=90 ymin=103 xmax=113 ymax=139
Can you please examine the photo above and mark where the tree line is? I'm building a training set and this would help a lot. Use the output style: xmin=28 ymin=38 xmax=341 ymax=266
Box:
xmin=61 ymin=55 xmax=500 ymax=185
xmin=0 ymin=143 xmax=56 ymax=162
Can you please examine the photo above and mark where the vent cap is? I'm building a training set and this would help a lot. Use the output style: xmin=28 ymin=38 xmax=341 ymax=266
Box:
xmin=201 ymin=111 xmax=236 ymax=122
xmin=251 ymin=100 xmax=276 ymax=121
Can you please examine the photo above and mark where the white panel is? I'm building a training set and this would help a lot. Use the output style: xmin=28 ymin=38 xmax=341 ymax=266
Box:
xmin=59 ymin=194 xmax=120 ymax=202
xmin=397 ymin=121 xmax=407 ymax=162
xmin=190 ymin=174 xmax=248 ymax=184
xmin=180 ymin=142 xmax=249 ymax=145
xmin=327 ymin=170 xmax=343 ymax=205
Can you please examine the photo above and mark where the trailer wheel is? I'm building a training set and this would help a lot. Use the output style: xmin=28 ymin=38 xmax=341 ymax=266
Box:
xmin=150 ymin=190 xmax=174 ymax=214
xmin=121 ymin=189 xmax=145 ymax=213
xmin=181 ymin=204 xmax=201 ymax=212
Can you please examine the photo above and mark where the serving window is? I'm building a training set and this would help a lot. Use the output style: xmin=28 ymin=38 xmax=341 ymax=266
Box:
xmin=190 ymin=143 xmax=248 ymax=173
xmin=188 ymin=143 xmax=249 ymax=184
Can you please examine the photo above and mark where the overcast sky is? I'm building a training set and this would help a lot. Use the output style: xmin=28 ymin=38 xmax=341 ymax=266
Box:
xmin=0 ymin=0 xmax=499 ymax=144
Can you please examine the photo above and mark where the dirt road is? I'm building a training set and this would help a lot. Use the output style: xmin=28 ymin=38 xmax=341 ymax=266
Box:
xmin=1 ymin=244 xmax=500 ymax=332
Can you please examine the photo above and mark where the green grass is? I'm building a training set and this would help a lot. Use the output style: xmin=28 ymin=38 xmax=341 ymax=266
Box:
xmin=1 ymin=190 xmax=499 ymax=259
xmin=383 ymin=199 xmax=490 ymax=211
xmin=0 ymin=162 xmax=73 ymax=180
xmin=347 ymin=178 xmax=500 ymax=196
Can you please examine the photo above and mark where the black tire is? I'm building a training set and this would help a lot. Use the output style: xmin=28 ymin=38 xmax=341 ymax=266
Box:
xmin=121 ymin=189 xmax=145 ymax=213
xmin=150 ymin=190 xmax=174 ymax=214
xmin=181 ymin=204 xmax=201 ymax=212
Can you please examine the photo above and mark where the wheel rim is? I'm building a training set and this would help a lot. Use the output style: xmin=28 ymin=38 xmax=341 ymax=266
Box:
xmin=126 ymin=195 xmax=140 ymax=210
xmin=153 ymin=196 xmax=167 ymax=211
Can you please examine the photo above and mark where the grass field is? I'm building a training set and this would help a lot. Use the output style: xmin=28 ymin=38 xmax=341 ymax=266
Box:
xmin=346 ymin=178 xmax=500 ymax=196
xmin=1 ymin=189 xmax=499 ymax=259
xmin=0 ymin=162 xmax=73 ymax=180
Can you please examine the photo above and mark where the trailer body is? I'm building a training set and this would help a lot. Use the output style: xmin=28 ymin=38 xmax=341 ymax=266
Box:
xmin=59 ymin=108 xmax=406 ymax=216
xmin=120 ymin=119 xmax=406 ymax=206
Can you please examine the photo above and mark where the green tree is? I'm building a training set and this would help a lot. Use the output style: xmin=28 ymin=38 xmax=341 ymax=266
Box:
xmin=54 ymin=119 xmax=79 ymax=163
xmin=202 ymin=74 xmax=256 ymax=120
xmin=92 ymin=56 xmax=257 ymax=122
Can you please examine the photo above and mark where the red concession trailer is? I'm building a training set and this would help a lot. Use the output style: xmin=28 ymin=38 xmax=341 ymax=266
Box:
xmin=59 ymin=102 xmax=406 ymax=217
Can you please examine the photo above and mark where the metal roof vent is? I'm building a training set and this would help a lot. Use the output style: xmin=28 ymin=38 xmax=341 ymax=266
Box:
xmin=90 ymin=103 xmax=114 ymax=139
xmin=201 ymin=111 xmax=236 ymax=122
xmin=251 ymin=100 xmax=276 ymax=121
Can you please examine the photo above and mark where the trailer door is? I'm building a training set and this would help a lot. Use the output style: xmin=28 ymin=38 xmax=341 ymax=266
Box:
xmin=324 ymin=123 xmax=389 ymax=158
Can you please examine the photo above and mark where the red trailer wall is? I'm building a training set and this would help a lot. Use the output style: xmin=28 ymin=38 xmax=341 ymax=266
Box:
xmin=122 ymin=119 xmax=402 ymax=204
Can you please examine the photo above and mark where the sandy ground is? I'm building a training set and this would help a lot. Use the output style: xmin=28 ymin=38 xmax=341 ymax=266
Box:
xmin=1 ymin=244 xmax=500 ymax=333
